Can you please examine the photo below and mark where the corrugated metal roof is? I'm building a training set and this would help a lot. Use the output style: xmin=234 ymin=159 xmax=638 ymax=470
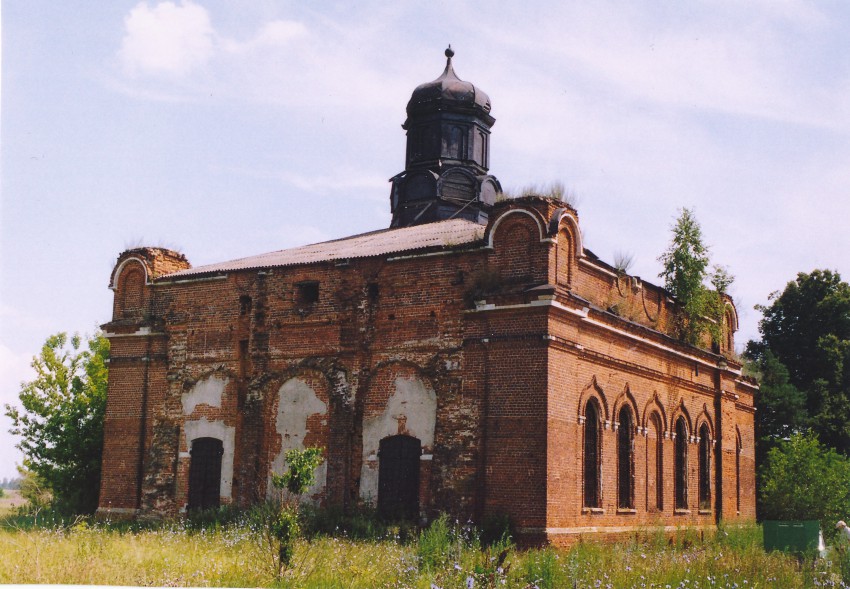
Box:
xmin=163 ymin=218 xmax=486 ymax=279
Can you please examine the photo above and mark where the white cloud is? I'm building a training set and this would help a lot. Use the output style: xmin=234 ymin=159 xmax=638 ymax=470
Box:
xmin=119 ymin=0 xmax=214 ymax=77
xmin=221 ymin=20 xmax=308 ymax=54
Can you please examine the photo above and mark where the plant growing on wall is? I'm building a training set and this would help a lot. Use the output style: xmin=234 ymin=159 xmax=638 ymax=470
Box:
xmin=658 ymin=208 xmax=733 ymax=346
xmin=254 ymin=446 xmax=324 ymax=579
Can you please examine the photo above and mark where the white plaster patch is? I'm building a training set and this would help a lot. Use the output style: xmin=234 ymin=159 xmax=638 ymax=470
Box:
xmin=359 ymin=375 xmax=436 ymax=503
xmin=184 ymin=418 xmax=236 ymax=499
xmin=182 ymin=375 xmax=228 ymax=415
xmin=269 ymin=378 xmax=328 ymax=502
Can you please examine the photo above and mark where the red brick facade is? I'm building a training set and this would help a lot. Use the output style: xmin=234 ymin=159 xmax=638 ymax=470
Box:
xmin=98 ymin=196 xmax=757 ymax=542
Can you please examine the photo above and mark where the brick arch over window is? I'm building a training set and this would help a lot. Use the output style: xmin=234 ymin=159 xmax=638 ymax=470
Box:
xmin=612 ymin=387 xmax=640 ymax=429
xmin=694 ymin=406 xmax=715 ymax=442
xmin=112 ymin=258 xmax=149 ymax=318
xmin=670 ymin=401 xmax=693 ymax=438
xmin=642 ymin=394 xmax=668 ymax=434
xmin=577 ymin=377 xmax=609 ymax=424
xmin=548 ymin=208 xmax=583 ymax=257
xmin=487 ymin=208 xmax=546 ymax=247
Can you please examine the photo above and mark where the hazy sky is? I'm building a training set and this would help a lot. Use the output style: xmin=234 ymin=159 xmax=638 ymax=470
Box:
xmin=2 ymin=1 xmax=850 ymax=480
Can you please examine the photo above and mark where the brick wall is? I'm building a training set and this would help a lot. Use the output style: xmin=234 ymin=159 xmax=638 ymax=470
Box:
xmin=98 ymin=196 xmax=757 ymax=541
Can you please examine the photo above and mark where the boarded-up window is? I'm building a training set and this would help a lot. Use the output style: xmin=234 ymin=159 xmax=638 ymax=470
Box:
xmin=121 ymin=268 xmax=144 ymax=314
xmin=188 ymin=437 xmax=223 ymax=511
xmin=647 ymin=413 xmax=663 ymax=511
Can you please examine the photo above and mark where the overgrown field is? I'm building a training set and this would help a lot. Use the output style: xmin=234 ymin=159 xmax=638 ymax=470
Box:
xmin=1 ymin=511 xmax=848 ymax=588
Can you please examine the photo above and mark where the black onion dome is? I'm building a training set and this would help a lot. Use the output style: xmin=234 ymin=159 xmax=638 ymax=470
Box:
xmin=407 ymin=46 xmax=491 ymax=115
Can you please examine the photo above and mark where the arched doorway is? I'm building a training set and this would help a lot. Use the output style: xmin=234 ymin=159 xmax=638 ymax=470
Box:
xmin=188 ymin=437 xmax=223 ymax=511
xmin=378 ymin=435 xmax=420 ymax=520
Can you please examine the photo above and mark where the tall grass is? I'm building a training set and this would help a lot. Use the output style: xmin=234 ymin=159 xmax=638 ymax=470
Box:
xmin=0 ymin=511 xmax=847 ymax=588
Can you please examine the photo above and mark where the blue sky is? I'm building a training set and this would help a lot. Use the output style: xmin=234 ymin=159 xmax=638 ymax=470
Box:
xmin=2 ymin=1 xmax=850 ymax=480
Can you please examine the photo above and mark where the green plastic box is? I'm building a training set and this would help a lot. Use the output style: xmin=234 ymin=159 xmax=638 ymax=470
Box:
xmin=763 ymin=520 xmax=821 ymax=553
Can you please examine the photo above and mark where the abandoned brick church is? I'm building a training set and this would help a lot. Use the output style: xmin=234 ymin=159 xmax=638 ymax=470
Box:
xmin=98 ymin=48 xmax=757 ymax=543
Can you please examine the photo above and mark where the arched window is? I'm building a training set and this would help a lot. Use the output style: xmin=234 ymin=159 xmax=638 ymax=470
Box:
xmin=583 ymin=399 xmax=602 ymax=508
xmin=698 ymin=423 xmax=711 ymax=510
xmin=647 ymin=413 xmax=664 ymax=511
xmin=736 ymin=430 xmax=742 ymax=514
xmin=617 ymin=406 xmax=634 ymax=509
xmin=675 ymin=417 xmax=688 ymax=510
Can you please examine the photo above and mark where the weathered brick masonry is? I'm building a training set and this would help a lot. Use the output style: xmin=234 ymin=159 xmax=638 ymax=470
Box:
xmin=98 ymin=49 xmax=757 ymax=543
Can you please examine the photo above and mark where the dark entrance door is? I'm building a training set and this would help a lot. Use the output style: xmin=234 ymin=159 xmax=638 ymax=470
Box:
xmin=378 ymin=435 xmax=420 ymax=520
xmin=188 ymin=437 xmax=223 ymax=511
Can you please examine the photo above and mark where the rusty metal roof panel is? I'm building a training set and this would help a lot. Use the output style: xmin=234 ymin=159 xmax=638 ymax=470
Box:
xmin=163 ymin=219 xmax=486 ymax=279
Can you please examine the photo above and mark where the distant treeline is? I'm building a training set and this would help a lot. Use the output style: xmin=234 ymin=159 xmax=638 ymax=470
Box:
xmin=0 ymin=477 xmax=22 ymax=490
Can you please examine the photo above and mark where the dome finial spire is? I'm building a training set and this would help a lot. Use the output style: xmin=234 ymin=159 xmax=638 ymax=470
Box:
xmin=445 ymin=44 xmax=454 ymax=61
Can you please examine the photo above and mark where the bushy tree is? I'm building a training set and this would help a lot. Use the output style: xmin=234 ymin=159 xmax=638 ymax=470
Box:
xmin=760 ymin=433 xmax=850 ymax=536
xmin=658 ymin=208 xmax=732 ymax=345
xmin=748 ymin=270 xmax=850 ymax=453
xmin=4 ymin=332 xmax=109 ymax=514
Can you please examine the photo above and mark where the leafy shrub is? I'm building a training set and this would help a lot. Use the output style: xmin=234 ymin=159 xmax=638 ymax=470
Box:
xmin=760 ymin=433 xmax=850 ymax=538
xmin=271 ymin=447 xmax=323 ymax=497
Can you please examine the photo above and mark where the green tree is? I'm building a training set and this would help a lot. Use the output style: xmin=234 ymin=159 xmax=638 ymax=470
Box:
xmin=658 ymin=208 xmax=732 ymax=345
xmin=4 ymin=332 xmax=109 ymax=514
xmin=748 ymin=270 xmax=850 ymax=453
xmin=760 ymin=433 xmax=850 ymax=536
xmin=750 ymin=350 xmax=808 ymax=465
